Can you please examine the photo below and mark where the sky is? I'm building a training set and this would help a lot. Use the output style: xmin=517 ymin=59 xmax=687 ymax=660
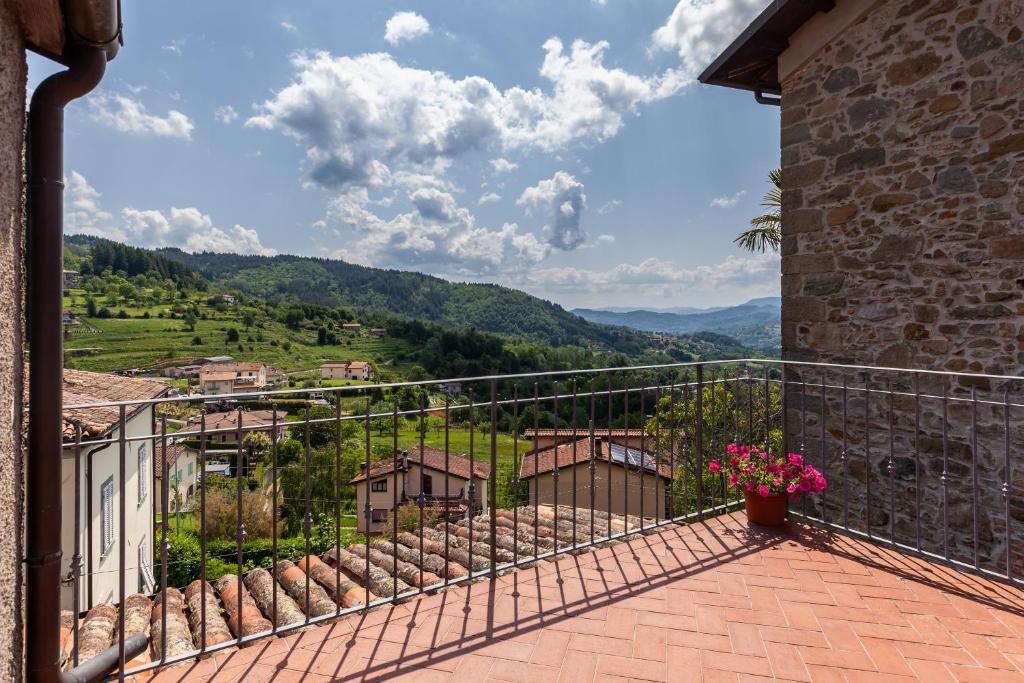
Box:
xmin=30 ymin=0 xmax=782 ymax=310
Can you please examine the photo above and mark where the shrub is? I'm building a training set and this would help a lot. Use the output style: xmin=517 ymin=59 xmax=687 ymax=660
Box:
xmin=191 ymin=336 xmax=203 ymax=346
xmin=393 ymin=502 xmax=442 ymax=535
xmin=204 ymin=487 xmax=278 ymax=539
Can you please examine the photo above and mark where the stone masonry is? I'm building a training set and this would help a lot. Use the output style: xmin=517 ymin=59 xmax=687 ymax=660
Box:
xmin=778 ymin=0 xmax=1024 ymax=577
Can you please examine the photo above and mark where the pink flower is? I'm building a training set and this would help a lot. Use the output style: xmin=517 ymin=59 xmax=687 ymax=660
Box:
xmin=730 ymin=457 xmax=740 ymax=469
xmin=728 ymin=474 xmax=739 ymax=486
xmin=773 ymin=477 xmax=783 ymax=487
xmin=745 ymin=481 xmax=755 ymax=492
xmin=757 ymin=485 xmax=771 ymax=498
xmin=787 ymin=483 xmax=799 ymax=494
xmin=708 ymin=460 xmax=721 ymax=473
xmin=788 ymin=453 xmax=804 ymax=466
xmin=727 ymin=444 xmax=739 ymax=455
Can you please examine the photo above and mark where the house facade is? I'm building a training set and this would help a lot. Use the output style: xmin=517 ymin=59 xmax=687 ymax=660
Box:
xmin=519 ymin=438 xmax=671 ymax=520
xmin=320 ymin=361 xmax=375 ymax=381
xmin=701 ymin=0 xmax=1024 ymax=572
xmin=350 ymin=446 xmax=490 ymax=534
xmin=154 ymin=442 xmax=199 ymax=514
xmin=55 ymin=368 xmax=168 ymax=611
xmin=199 ymin=362 xmax=267 ymax=395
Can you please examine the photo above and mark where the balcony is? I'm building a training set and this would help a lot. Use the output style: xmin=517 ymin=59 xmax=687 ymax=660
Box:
xmin=46 ymin=359 xmax=1022 ymax=681
xmin=151 ymin=512 xmax=1024 ymax=682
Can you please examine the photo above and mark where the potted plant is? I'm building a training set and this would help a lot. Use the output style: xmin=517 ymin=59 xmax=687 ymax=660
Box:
xmin=709 ymin=443 xmax=826 ymax=526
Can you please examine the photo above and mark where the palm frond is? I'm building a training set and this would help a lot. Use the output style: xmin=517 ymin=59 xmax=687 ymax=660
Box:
xmin=734 ymin=168 xmax=782 ymax=253
xmin=733 ymin=225 xmax=781 ymax=253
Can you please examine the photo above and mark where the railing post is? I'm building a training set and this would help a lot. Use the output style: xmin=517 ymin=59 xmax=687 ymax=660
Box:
xmin=489 ymin=379 xmax=498 ymax=575
xmin=695 ymin=364 xmax=704 ymax=517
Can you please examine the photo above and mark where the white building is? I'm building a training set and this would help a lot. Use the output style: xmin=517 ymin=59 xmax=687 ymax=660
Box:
xmin=154 ymin=442 xmax=199 ymax=514
xmin=198 ymin=362 xmax=267 ymax=395
xmin=320 ymin=360 xmax=375 ymax=381
xmin=52 ymin=367 xmax=168 ymax=611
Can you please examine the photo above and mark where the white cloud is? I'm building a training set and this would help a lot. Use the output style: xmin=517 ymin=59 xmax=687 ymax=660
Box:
xmin=325 ymin=188 xmax=548 ymax=274
xmin=63 ymin=172 xmax=274 ymax=255
xmin=520 ymin=251 xmax=780 ymax=294
xmin=652 ymin=0 xmax=771 ymax=78
xmin=214 ymin=105 xmax=238 ymax=124
xmin=595 ymin=233 xmax=615 ymax=244
xmin=247 ymin=40 xmax=684 ymax=192
xmin=89 ymin=93 xmax=194 ymax=140
xmin=517 ymin=171 xmax=587 ymax=250
xmin=65 ymin=171 xmax=112 ymax=235
xmin=280 ymin=20 xmax=298 ymax=33
xmin=596 ymin=199 xmax=622 ymax=215
xmin=478 ymin=192 xmax=502 ymax=205
xmin=162 ymin=39 xmax=184 ymax=55
xmin=384 ymin=11 xmax=431 ymax=45
xmin=490 ymin=158 xmax=519 ymax=174
xmin=710 ymin=190 xmax=746 ymax=208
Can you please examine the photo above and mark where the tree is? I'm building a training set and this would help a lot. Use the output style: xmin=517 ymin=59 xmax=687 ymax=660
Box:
xmin=191 ymin=336 xmax=203 ymax=346
xmin=243 ymin=431 xmax=272 ymax=463
xmin=242 ymin=311 xmax=256 ymax=329
xmin=226 ymin=328 xmax=239 ymax=343
xmin=183 ymin=311 xmax=197 ymax=331
xmin=86 ymin=298 xmax=97 ymax=317
xmin=734 ymin=168 xmax=781 ymax=253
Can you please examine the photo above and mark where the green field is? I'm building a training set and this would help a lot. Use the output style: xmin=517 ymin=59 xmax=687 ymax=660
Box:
xmin=61 ymin=288 xmax=417 ymax=375
xmin=367 ymin=427 xmax=529 ymax=471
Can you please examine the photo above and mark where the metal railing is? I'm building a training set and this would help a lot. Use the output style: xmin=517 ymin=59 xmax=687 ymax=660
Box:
xmin=46 ymin=358 xmax=1022 ymax=678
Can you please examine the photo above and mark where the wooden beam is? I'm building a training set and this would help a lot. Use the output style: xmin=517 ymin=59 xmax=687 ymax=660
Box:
xmin=14 ymin=0 xmax=64 ymax=59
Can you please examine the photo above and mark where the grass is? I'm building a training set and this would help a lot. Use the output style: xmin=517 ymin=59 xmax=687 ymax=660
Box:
xmin=367 ymin=427 xmax=530 ymax=471
xmin=62 ymin=288 xmax=419 ymax=375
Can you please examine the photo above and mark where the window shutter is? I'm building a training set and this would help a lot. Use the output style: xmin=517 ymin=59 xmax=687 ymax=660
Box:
xmin=138 ymin=443 xmax=148 ymax=504
xmin=101 ymin=478 xmax=114 ymax=552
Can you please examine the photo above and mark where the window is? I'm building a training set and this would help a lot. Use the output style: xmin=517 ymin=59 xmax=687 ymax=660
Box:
xmin=101 ymin=477 xmax=114 ymax=555
xmin=137 ymin=442 xmax=148 ymax=504
xmin=371 ymin=480 xmax=387 ymax=492
xmin=187 ymin=461 xmax=193 ymax=476
xmin=138 ymin=540 xmax=155 ymax=593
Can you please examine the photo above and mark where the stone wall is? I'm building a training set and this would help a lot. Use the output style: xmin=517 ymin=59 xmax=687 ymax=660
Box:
xmin=0 ymin=1 xmax=25 ymax=679
xmin=780 ymin=0 xmax=1023 ymax=373
xmin=778 ymin=0 xmax=1023 ymax=577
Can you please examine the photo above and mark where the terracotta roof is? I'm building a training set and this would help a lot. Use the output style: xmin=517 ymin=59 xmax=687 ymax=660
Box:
xmin=523 ymin=428 xmax=645 ymax=438
xmin=519 ymin=438 xmax=672 ymax=481
xmin=198 ymin=410 xmax=288 ymax=435
xmin=350 ymin=444 xmax=490 ymax=484
xmin=200 ymin=372 xmax=237 ymax=382
xmin=154 ymin=442 xmax=195 ymax=478
xmin=29 ymin=366 xmax=169 ymax=440
xmin=200 ymin=362 xmax=264 ymax=376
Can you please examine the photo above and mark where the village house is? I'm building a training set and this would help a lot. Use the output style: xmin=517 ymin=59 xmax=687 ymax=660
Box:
xmin=339 ymin=322 xmax=361 ymax=333
xmin=350 ymin=445 xmax=490 ymax=534
xmin=154 ymin=441 xmax=199 ymax=514
xmin=523 ymin=427 xmax=646 ymax=451
xmin=45 ymin=368 xmax=168 ymax=611
xmin=369 ymin=327 xmax=386 ymax=337
xmin=320 ymin=360 xmax=375 ymax=381
xmin=519 ymin=437 xmax=671 ymax=520
xmin=191 ymin=408 xmax=288 ymax=444
xmin=198 ymin=361 xmax=267 ymax=395
xmin=62 ymin=268 xmax=80 ymax=288
xmin=62 ymin=310 xmax=77 ymax=326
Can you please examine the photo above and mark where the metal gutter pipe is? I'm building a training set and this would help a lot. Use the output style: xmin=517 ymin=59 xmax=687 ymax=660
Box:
xmin=26 ymin=44 xmax=107 ymax=683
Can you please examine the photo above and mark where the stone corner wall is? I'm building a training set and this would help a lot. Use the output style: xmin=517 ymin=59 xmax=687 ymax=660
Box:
xmin=778 ymin=0 xmax=1024 ymax=579
xmin=0 ymin=1 xmax=26 ymax=679
xmin=779 ymin=0 xmax=1024 ymax=374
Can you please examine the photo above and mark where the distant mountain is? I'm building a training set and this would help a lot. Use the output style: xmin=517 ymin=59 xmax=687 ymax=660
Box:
xmin=573 ymin=297 xmax=781 ymax=353
xmin=592 ymin=305 xmax=727 ymax=315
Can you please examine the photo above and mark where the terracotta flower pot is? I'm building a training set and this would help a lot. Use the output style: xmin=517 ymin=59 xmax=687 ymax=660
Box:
xmin=744 ymin=491 xmax=787 ymax=526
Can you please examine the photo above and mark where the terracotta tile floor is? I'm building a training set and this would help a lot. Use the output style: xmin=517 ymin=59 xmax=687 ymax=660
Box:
xmin=154 ymin=513 xmax=1024 ymax=682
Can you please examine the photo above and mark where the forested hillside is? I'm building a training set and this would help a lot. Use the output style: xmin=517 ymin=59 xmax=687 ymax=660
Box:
xmin=150 ymin=249 xmax=645 ymax=351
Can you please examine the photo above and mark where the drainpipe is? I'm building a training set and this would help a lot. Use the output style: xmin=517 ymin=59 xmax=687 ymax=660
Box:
xmin=25 ymin=45 xmax=107 ymax=683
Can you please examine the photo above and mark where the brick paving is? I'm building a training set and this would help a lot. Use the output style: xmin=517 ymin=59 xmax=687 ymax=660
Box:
xmin=154 ymin=512 xmax=1024 ymax=682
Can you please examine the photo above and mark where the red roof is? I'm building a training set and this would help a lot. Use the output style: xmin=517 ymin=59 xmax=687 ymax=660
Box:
xmin=198 ymin=409 xmax=288 ymax=435
xmin=523 ymin=428 xmax=645 ymax=438
xmin=35 ymin=366 xmax=169 ymax=440
xmin=350 ymin=444 xmax=490 ymax=484
xmin=519 ymin=438 xmax=673 ymax=481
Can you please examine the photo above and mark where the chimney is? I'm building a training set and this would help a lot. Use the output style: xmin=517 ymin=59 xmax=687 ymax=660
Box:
xmin=402 ymin=450 xmax=409 ymax=471
xmin=359 ymin=462 xmax=366 ymax=471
